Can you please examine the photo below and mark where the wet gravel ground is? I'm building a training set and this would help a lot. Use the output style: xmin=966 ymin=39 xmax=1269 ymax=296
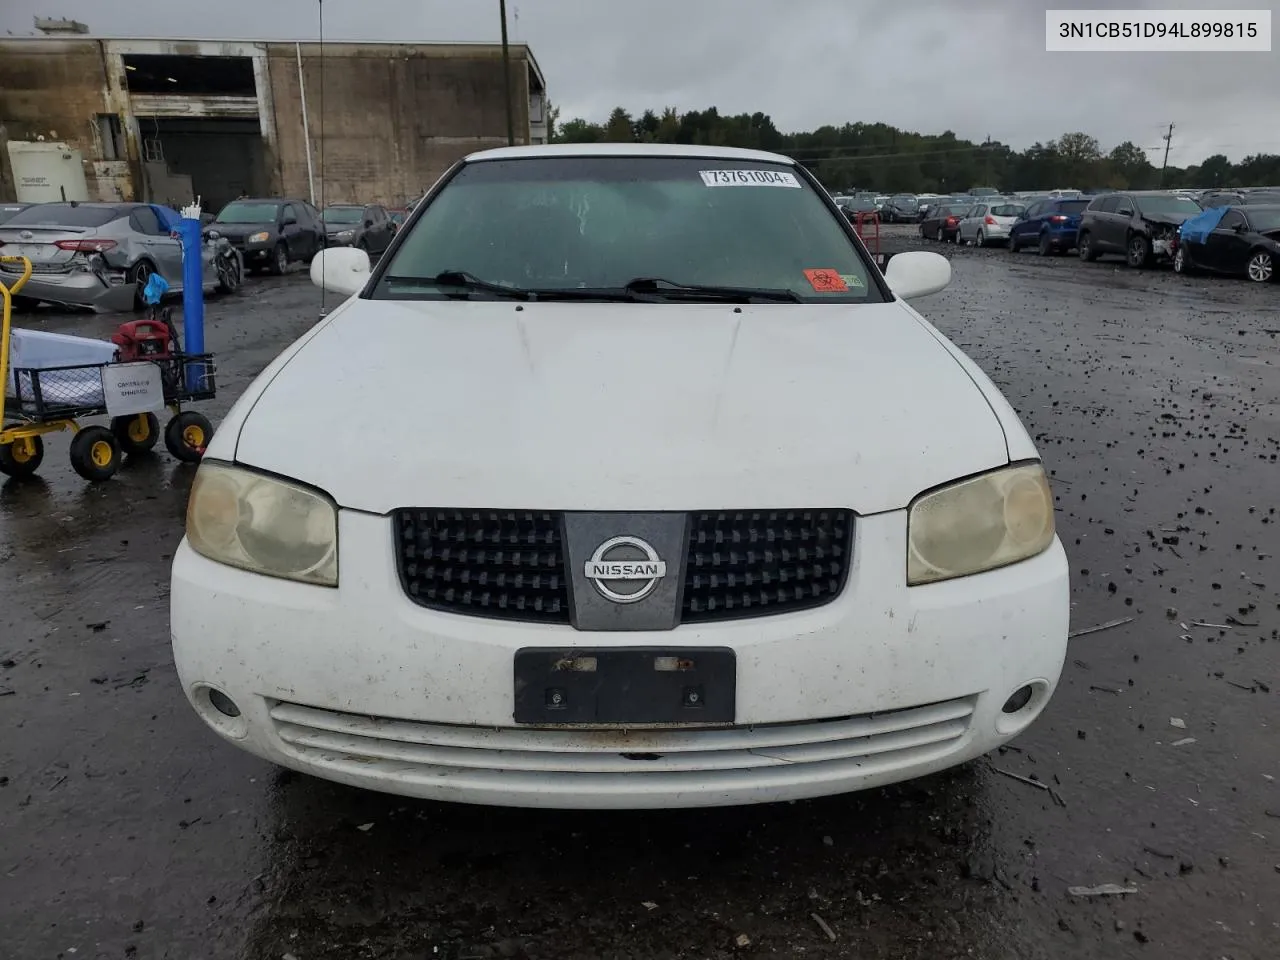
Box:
xmin=2 ymin=237 xmax=1278 ymax=960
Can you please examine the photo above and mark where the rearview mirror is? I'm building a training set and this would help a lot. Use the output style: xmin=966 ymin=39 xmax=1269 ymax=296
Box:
xmin=310 ymin=246 xmax=371 ymax=297
xmin=884 ymin=250 xmax=951 ymax=301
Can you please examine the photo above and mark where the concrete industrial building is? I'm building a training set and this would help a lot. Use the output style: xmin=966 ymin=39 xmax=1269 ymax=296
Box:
xmin=0 ymin=37 xmax=548 ymax=212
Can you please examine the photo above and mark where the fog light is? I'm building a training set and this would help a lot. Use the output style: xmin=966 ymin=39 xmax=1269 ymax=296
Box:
xmin=208 ymin=688 xmax=241 ymax=718
xmin=1002 ymin=685 xmax=1034 ymax=714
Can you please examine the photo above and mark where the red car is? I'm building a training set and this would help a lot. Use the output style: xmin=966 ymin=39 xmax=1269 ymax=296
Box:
xmin=919 ymin=204 xmax=975 ymax=243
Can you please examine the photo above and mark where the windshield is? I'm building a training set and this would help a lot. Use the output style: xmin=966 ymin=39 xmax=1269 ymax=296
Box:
xmin=2 ymin=204 xmax=120 ymax=228
xmin=1247 ymin=210 xmax=1280 ymax=232
xmin=1055 ymin=200 xmax=1089 ymax=215
xmin=376 ymin=156 xmax=883 ymax=303
xmin=891 ymin=197 xmax=918 ymax=209
xmin=0 ymin=204 xmax=28 ymax=225
xmin=1243 ymin=193 xmax=1280 ymax=205
xmin=990 ymin=204 xmax=1025 ymax=217
xmin=323 ymin=207 xmax=364 ymax=224
xmin=216 ymin=201 xmax=281 ymax=224
xmin=1134 ymin=195 xmax=1202 ymax=217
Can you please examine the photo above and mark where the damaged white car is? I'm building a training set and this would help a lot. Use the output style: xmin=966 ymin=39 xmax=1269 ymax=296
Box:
xmin=170 ymin=144 xmax=1070 ymax=809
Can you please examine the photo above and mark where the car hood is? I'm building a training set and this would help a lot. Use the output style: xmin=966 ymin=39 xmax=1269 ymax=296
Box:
xmin=212 ymin=222 xmax=275 ymax=238
xmin=1142 ymin=212 xmax=1195 ymax=227
xmin=232 ymin=299 xmax=1012 ymax=514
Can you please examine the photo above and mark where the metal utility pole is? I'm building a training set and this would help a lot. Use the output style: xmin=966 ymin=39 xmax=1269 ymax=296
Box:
xmin=1160 ymin=123 xmax=1174 ymax=187
xmin=499 ymin=0 xmax=514 ymax=145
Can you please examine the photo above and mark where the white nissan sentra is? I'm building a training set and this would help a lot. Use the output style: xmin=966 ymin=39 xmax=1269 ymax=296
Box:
xmin=170 ymin=144 xmax=1070 ymax=809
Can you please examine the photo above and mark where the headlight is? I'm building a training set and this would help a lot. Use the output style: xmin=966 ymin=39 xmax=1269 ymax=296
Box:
xmin=335 ymin=230 xmax=354 ymax=241
xmin=907 ymin=462 xmax=1054 ymax=586
xmin=186 ymin=462 xmax=338 ymax=586
xmin=247 ymin=231 xmax=270 ymax=243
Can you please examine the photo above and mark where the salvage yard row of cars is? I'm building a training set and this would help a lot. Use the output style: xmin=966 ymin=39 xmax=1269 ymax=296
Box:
xmin=915 ymin=186 xmax=1280 ymax=282
xmin=0 ymin=195 xmax=402 ymax=312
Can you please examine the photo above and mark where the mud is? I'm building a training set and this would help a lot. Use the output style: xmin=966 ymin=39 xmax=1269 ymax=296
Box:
xmin=2 ymin=246 xmax=1277 ymax=960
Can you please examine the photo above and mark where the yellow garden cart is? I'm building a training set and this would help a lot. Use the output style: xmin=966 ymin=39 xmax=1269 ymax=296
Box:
xmin=1 ymin=254 xmax=217 ymax=483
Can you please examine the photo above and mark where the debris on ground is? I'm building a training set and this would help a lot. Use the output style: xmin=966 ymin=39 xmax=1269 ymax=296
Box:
xmin=811 ymin=913 xmax=837 ymax=942
xmin=1068 ymin=883 xmax=1138 ymax=897
xmin=1069 ymin=617 xmax=1135 ymax=639
xmin=1172 ymin=737 xmax=1197 ymax=747
xmin=1170 ymin=718 xmax=1186 ymax=729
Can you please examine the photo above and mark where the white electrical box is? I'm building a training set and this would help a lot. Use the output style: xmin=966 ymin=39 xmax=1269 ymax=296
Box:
xmin=7 ymin=140 xmax=90 ymax=203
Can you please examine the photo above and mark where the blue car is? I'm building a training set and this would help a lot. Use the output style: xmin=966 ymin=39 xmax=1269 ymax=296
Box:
xmin=1008 ymin=198 xmax=1091 ymax=256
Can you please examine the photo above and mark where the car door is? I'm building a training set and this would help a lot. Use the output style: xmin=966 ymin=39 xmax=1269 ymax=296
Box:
xmin=363 ymin=206 xmax=383 ymax=251
xmin=1202 ymin=209 xmax=1249 ymax=273
xmin=1103 ymin=195 xmax=1135 ymax=251
xmin=1012 ymin=201 xmax=1041 ymax=244
xmin=129 ymin=206 xmax=186 ymax=287
xmin=961 ymin=205 xmax=985 ymax=241
xmin=279 ymin=203 xmax=303 ymax=259
xmin=302 ymin=203 xmax=324 ymax=253
xmin=371 ymin=206 xmax=394 ymax=251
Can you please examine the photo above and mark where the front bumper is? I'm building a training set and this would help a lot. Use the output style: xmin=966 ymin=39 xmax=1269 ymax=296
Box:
xmin=230 ymin=240 xmax=275 ymax=262
xmin=171 ymin=509 xmax=1070 ymax=809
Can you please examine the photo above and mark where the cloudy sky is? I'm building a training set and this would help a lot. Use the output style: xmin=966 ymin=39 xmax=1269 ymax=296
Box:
xmin=3 ymin=0 xmax=1276 ymax=164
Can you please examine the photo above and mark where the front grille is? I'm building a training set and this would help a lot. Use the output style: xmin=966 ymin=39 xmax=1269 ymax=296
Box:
xmin=682 ymin=511 xmax=853 ymax=622
xmin=270 ymin=696 xmax=975 ymax=779
xmin=393 ymin=509 xmax=854 ymax=625
xmin=394 ymin=510 xmax=570 ymax=623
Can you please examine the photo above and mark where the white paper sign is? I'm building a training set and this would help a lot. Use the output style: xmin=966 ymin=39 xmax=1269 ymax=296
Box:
xmin=699 ymin=169 xmax=801 ymax=188
xmin=103 ymin=362 xmax=165 ymax=417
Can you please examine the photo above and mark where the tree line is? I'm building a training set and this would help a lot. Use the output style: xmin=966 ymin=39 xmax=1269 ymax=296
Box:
xmin=549 ymin=105 xmax=1280 ymax=193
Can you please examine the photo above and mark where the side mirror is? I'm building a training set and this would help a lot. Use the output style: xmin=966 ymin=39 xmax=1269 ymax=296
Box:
xmin=282 ymin=216 xmax=298 ymax=226
xmin=884 ymin=250 xmax=951 ymax=301
xmin=1234 ymin=222 xmax=1247 ymax=233
xmin=310 ymin=246 xmax=371 ymax=297
xmin=364 ymin=219 xmax=374 ymax=228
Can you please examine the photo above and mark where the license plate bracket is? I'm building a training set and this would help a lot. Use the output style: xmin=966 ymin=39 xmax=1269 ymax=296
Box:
xmin=513 ymin=647 xmax=736 ymax=725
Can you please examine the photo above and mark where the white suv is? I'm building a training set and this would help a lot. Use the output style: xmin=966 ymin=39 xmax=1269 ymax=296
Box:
xmin=171 ymin=144 xmax=1069 ymax=809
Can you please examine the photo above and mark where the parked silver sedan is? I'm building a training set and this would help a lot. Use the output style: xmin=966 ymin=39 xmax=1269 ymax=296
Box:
xmin=0 ymin=202 xmax=240 ymax=312
xmin=957 ymin=201 xmax=1027 ymax=247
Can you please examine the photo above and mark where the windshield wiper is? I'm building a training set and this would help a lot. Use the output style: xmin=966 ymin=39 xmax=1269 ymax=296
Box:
xmin=623 ymin=277 xmax=805 ymax=303
xmin=385 ymin=270 xmax=535 ymax=300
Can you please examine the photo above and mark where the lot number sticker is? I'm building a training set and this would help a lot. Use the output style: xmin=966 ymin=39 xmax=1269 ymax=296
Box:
xmin=103 ymin=362 xmax=165 ymax=417
xmin=700 ymin=169 xmax=801 ymax=188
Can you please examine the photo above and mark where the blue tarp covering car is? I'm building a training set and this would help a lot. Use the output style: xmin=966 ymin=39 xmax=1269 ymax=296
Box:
xmin=1179 ymin=206 xmax=1228 ymax=244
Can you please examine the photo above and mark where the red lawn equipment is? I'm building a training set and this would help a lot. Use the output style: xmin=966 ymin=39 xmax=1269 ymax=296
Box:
xmin=112 ymin=318 xmax=176 ymax=361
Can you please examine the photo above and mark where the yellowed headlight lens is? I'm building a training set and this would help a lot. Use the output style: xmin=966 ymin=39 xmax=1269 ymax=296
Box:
xmin=907 ymin=463 xmax=1055 ymax=585
xmin=186 ymin=461 xmax=338 ymax=586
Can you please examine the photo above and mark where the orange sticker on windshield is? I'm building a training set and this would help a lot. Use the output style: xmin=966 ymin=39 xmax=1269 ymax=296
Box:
xmin=804 ymin=268 xmax=848 ymax=292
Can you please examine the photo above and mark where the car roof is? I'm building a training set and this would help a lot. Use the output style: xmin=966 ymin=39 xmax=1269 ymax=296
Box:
xmin=463 ymin=143 xmax=796 ymax=165
xmin=1239 ymin=204 xmax=1280 ymax=212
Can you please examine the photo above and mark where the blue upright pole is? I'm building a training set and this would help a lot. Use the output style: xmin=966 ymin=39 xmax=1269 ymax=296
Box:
xmin=176 ymin=211 xmax=205 ymax=391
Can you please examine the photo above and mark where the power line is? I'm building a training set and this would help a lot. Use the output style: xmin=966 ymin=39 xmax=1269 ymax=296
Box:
xmin=1160 ymin=123 xmax=1175 ymax=187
